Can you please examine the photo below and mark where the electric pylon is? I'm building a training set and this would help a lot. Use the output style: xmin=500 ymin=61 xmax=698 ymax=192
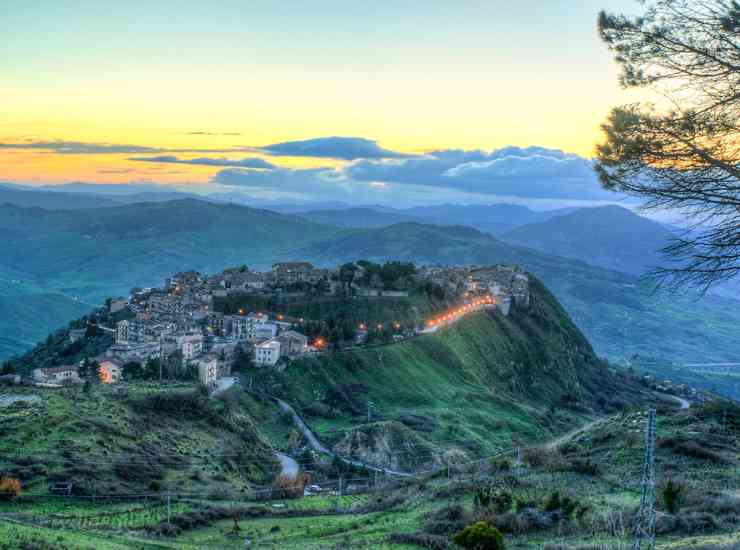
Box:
xmin=632 ymin=408 xmax=657 ymax=550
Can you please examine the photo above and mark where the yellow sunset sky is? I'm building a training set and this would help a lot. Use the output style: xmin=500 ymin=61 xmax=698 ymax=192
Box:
xmin=1 ymin=0 xmax=643 ymax=187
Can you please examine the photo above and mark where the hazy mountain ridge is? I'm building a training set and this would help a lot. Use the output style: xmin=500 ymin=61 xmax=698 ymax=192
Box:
xmin=500 ymin=205 xmax=675 ymax=275
xmin=1 ymin=198 xmax=738 ymax=366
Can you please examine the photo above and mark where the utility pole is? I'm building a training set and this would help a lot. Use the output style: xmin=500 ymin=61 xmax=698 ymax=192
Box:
xmin=338 ymin=476 xmax=343 ymax=497
xmin=167 ymin=493 xmax=172 ymax=524
xmin=367 ymin=400 xmax=374 ymax=422
xmin=633 ymin=408 xmax=657 ymax=550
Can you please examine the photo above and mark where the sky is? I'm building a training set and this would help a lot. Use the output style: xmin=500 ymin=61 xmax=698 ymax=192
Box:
xmin=0 ymin=0 xmax=645 ymax=207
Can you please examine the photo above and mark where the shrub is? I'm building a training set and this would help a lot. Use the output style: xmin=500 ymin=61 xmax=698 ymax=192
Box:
xmin=423 ymin=504 xmax=469 ymax=536
xmin=661 ymin=479 xmax=685 ymax=514
xmin=492 ymin=491 xmax=513 ymax=514
xmin=0 ymin=477 xmax=21 ymax=500
xmin=659 ymin=437 xmax=723 ymax=462
xmin=568 ymin=458 xmax=600 ymax=476
xmin=114 ymin=456 xmax=165 ymax=484
xmin=453 ymin=521 xmax=505 ymax=550
xmin=389 ymin=532 xmax=451 ymax=549
xmin=545 ymin=491 xmax=561 ymax=512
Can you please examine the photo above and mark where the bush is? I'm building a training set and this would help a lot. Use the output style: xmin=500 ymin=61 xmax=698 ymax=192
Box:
xmin=661 ymin=479 xmax=685 ymax=514
xmin=453 ymin=521 xmax=505 ymax=550
xmin=0 ymin=477 xmax=21 ymax=501
xmin=658 ymin=437 xmax=723 ymax=462
xmin=568 ymin=458 xmax=600 ymax=476
xmin=114 ymin=456 xmax=165 ymax=484
xmin=389 ymin=532 xmax=451 ymax=549
xmin=423 ymin=504 xmax=469 ymax=536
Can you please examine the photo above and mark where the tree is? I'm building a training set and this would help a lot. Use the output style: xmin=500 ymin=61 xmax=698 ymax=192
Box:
xmin=453 ymin=521 xmax=505 ymax=550
xmin=123 ymin=361 xmax=144 ymax=380
xmin=596 ymin=0 xmax=740 ymax=288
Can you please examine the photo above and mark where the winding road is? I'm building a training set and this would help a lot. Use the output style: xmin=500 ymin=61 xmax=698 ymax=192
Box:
xmin=275 ymin=397 xmax=414 ymax=477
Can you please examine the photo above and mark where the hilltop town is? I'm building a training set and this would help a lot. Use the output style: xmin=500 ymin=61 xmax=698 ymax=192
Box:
xmin=24 ymin=261 xmax=531 ymax=390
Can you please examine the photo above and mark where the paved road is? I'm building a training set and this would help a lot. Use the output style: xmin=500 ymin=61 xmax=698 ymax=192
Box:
xmin=655 ymin=392 xmax=691 ymax=410
xmin=275 ymin=397 xmax=413 ymax=477
xmin=420 ymin=303 xmax=496 ymax=334
xmin=545 ymin=417 xmax=611 ymax=450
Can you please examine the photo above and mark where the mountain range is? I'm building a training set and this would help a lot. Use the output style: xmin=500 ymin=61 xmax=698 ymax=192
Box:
xmin=1 ymin=193 xmax=739 ymax=367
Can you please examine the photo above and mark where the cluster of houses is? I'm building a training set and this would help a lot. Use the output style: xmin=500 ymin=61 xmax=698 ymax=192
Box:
xmin=417 ymin=264 xmax=530 ymax=314
xmin=29 ymin=261 xmax=530 ymax=390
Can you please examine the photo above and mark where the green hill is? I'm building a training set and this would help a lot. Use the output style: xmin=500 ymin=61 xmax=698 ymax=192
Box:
xmin=0 ymin=200 xmax=341 ymax=358
xmin=2 ymin=199 xmax=740 ymax=371
xmin=264 ymin=278 xmax=648 ymax=470
xmin=299 ymin=222 xmax=740 ymax=367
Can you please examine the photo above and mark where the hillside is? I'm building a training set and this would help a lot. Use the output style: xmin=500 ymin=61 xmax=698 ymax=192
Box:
xmin=0 ymin=384 xmax=277 ymax=499
xmin=264 ymin=278 xmax=649 ymax=470
xmin=0 ymin=200 xmax=341 ymax=358
xmin=500 ymin=205 xmax=674 ymax=276
xmin=2 ymin=199 xmax=739 ymax=373
xmin=300 ymin=222 xmax=740 ymax=371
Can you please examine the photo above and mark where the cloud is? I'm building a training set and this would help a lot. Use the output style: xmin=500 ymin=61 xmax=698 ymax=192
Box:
xmin=96 ymin=168 xmax=137 ymax=174
xmin=129 ymin=155 xmax=276 ymax=169
xmin=214 ymin=167 xmax=350 ymax=197
xmin=0 ymin=140 xmax=248 ymax=155
xmin=213 ymin=145 xmax=618 ymax=204
xmin=346 ymin=146 xmax=615 ymax=200
xmin=0 ymin=140 xmax=165 ymax=155
xmin=255 ymin=136 xmax=412 ymax=160
xmin=186 ymin=131 xmax=242 ymax=136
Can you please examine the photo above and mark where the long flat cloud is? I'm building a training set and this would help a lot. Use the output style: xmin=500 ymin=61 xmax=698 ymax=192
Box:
xmin=129 ymin=155 xmax=276 ymax=169
xmin=255 ymin=136 xmax=413 ymax=160
xmin=215 ymin=145 xmax=616 ymax=202
xmin=0 ymin=140 xmax=248 ymax=155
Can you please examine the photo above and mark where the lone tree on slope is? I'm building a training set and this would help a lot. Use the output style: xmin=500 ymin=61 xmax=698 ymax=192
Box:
xmin=597 ymin=0 xmax=740 ymax=289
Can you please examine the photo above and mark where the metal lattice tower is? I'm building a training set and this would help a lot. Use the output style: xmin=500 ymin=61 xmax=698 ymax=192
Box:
xmin=632 ymin=408 xmax=657 ymax=550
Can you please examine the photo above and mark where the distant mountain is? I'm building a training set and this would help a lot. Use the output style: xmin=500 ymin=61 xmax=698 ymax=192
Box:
xmin=38 ymin=182 xmax=171 ymax=195
xmin=0 ymin=186 xmax=122 ymax=209
xmin=297 ymin=207 xmax=424 ymax=228
xmin=0 ymin=199 xmax=341 ymax=357
xmin=499 ymin=205 xmax=674 ymax=276
xmin=402 ymin=204 xmax=581 ymax=235
xmin=1 ymin=199 xmax=739 ymax=366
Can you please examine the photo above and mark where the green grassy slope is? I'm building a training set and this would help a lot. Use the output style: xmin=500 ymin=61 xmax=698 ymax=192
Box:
xmin=265 ymin=279 xmax=648 ymax=468
xmin=0 ymin=385 xmax=277 ymax=497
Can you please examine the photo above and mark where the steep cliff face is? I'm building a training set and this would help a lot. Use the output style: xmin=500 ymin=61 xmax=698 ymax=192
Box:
xmin=272 ymin=276 xmax=649 ymax=467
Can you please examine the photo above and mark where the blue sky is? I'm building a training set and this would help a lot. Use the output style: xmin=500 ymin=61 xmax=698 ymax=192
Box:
xmin=1 ymin=0 xmax=643 ymax=207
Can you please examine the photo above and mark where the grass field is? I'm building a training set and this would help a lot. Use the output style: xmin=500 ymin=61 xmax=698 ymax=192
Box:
xmin=2 ymin=402 xmax=736 ymax=549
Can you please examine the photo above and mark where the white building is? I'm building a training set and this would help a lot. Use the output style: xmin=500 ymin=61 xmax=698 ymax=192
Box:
xmin=179 ymin=334 xmax=204 ymax=360
xmin=197 ymin=355 xmax=219 ymax=387
xmin=254 ymin=339 xmax=281 ymax=366
xmin=32 ymin=365 xmax=81 ymax=385
xmin=254 ymin=322 xmax=278 ymax=342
